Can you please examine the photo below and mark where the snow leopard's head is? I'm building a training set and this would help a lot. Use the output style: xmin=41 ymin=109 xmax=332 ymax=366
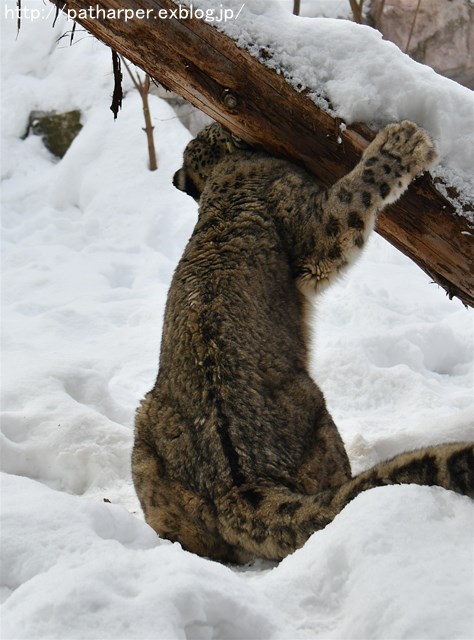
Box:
xmin=173 ymin=123 xmax=250 ymax=202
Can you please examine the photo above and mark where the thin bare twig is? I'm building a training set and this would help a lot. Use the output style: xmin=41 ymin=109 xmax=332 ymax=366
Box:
xmin=52 ymin=5 xmax=61 ymax=28
xmin=293 ymin=0 xmax=301 ymax=16
xmin=16 ymin=0 xmax=21 ymax=37
xmin=120 ymin=56 xmax=158 ymax=171
xmin=121 ymin=56 xmax=142 ymax=92
xmin=348 ymin=0 xmax=363 ymax=24
xmin=69 ymin=20 xmax=77 ymax=46
xmin=405 ymin=0 xmax=422 ymax=53
xmin=141 ymin=74 xmax=158 ymax=171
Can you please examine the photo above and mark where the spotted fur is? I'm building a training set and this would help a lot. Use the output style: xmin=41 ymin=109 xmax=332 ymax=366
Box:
xmin=132 ymin=121 xmax=472 ymax=563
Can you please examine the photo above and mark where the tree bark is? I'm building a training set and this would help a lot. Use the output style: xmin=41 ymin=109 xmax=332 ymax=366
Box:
xmin=48 ymin=0 xmax=474 ymax=307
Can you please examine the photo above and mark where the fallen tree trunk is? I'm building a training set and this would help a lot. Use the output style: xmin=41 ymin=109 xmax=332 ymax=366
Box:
xmin=48 ymin=0 xmax=474 ymax=306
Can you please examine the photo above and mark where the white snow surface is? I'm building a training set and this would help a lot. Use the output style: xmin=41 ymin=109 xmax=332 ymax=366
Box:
xmin=182 ymin=0 xmax=474 ymax=210
xmin=1 ymin=2 xmax=474 ymax=639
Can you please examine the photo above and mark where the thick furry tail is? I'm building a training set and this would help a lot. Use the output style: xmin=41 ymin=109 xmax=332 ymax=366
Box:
xmin=216 ymin=442 xmax=474 ymax=561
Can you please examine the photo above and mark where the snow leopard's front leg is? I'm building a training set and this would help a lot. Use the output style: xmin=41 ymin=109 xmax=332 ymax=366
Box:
xmin=296 ymin=121 xmax=438 ymax=294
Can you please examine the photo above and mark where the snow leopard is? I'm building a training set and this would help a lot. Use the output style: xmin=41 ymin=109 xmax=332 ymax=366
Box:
xmin=132 ymin=121 xmax=474 ymax=563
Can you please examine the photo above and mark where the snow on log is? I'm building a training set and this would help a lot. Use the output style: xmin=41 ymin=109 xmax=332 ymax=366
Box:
xmin=48 ymin=0 xmax=474 ymax=307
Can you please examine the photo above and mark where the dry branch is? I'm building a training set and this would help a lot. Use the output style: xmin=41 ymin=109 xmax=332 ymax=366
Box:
xmin=348 ymin=0 xmax=364 ymax=24
xmin=48 ymin=0 xmax=474 ymax=307
xmin=121 ymin=58 xmax=158 ymax=170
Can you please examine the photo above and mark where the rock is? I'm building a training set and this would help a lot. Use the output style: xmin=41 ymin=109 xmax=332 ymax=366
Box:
xmin=27 ymin=110 xmax=83 ymax=158
xmin=370 ymin=0 xmax=474 ymax=89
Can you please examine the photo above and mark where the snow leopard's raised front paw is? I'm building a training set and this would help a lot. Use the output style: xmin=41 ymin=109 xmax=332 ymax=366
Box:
xmin=361 ymin=120 xmax=438 ymax=206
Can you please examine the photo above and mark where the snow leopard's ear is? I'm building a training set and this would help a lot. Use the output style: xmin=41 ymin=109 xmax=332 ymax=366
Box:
xmin=173 ymin=168 xmax=201 ymax=202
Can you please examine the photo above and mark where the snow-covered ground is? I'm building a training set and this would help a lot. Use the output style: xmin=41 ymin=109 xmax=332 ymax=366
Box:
xmin=1 ymin=2 xmax=473 ymax=639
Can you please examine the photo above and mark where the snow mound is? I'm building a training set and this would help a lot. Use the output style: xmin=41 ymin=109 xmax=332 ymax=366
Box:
xmin=2 ymin=475 xmax=473 ymax=639
xmin=0 ymin=474 xmax=281 ymax=640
